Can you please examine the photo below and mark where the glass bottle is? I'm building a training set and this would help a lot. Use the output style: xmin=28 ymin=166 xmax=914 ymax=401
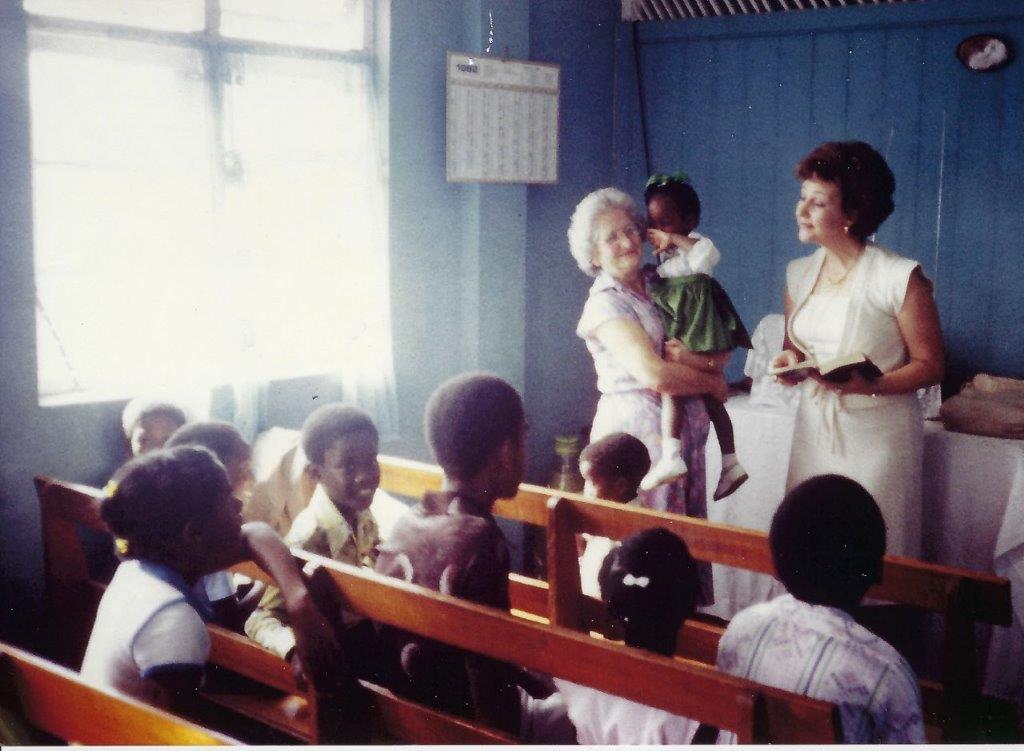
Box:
xmin=549 ymin=434 xmax=584 ymax=493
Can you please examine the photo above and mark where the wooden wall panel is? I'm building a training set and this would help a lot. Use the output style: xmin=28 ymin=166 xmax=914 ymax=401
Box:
xmin=630 ymin=1 xmax=1024 ymax=386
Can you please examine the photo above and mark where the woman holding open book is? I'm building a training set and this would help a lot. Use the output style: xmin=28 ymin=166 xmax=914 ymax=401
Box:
xmin=770 ymin=141 xmax=944 ymax=557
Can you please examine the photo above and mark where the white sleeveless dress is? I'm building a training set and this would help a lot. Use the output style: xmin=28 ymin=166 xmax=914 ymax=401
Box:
xmin=785 ymin=246 xmax=924 ymax=557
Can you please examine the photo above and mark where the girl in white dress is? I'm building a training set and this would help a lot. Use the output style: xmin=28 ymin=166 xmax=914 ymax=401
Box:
xmin=554 ymin=528 xmax=706 ymax=744
xmin=770 ymin=141 xmax=945 ymax=556
xmin=81 ymin=446 xmax=348 ymax=713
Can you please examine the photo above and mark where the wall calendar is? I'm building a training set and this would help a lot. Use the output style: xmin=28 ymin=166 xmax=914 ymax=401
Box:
xmin=446 ymin=51 xmax=560 ymax=184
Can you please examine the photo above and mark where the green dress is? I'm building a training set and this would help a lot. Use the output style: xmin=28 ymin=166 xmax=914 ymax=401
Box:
xmin=648 ymin=273 xmax=752 ymax=353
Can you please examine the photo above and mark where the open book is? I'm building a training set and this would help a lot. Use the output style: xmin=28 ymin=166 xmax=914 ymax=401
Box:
xmin=769 ymin=352 xmax=882 ymax=383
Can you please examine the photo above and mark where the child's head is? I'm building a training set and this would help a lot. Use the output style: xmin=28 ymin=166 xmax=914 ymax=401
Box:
xmin=770 ymin=474 xmax=886 ymax=610
xmin=425 ymin=373 xmax=526 ymax=499
xmin=101 ymin=446 xmax=243 ymax=579
xmin=166 ymin=421 xmax=254 ymax=499
xmin=121 ymin=398 xmax=188 ymax=456
xmin=598 ymin=527 xmax=699 ymax=656
xmin=301 ymin=404 xmax=380 ymax=516
xmin=579 ymin=433 xmax=650 ymax=503
xmin=644 ymin=173 xmax=701 ymax=237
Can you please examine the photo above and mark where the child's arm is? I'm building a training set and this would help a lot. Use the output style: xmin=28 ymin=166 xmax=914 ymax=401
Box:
xmin=687 ymin=235 xmax=721 ymax=275
xmin=240 ymin=523 xmax=345 ymax=686
xmin=647 ymin=228 xmax=696 ymax=253
xmin=243 ymin=584 xmax=297 ymax=659
xmin=148 ymin=669 xmax=206 ymax=715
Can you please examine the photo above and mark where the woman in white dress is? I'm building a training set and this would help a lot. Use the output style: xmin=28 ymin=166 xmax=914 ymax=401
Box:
xmin=771 ymin=141 xmax=944 ymax=557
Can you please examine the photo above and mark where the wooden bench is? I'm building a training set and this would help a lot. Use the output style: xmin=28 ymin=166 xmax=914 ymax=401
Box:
xmin=376 ymin=453 xmax=1017 ymax=741
xmin=36 ymin=474 xmax=840 ymax=744
xmin=34 ymin=475 xmax=513 ymax=745
xmin=0 ymin=640 xmax=239 ymax=745
xmin=237 ymin=551 xmax=840 ymax=743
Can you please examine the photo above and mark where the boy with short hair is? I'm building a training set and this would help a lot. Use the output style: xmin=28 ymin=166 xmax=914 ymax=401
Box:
xmin=375 ymin=373 xmax=570 ymax=741
xmin=122 ymin=398 xmax=188 ymax=456
xmin=579 ymin=432 xmax=651 ymax=503
xmin=577 ymin=432 xmax=651 ymax=598
xmin=166 ymin=421 xmax=255 ymax=500
xmin=245 ymin=405 xmax=384 ymax=674
xmin=716 ymin=474 xmax=925 ymax=744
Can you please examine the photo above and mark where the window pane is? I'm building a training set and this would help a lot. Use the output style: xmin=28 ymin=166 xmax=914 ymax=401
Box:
xmin=29 ymin=31 xmax=222 ymax=397
xmin=219 ymin=0 xmax=365 ymax=51
xmin=218 ymin=53 xmax=388 ymax=381
xmin=23 ymin=0 xmax=204 ymax=32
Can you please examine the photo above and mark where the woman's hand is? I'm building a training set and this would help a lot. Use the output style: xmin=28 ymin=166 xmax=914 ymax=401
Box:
xmin=665 ymin=339 xmax=728 ymax=372
xmin=770 ymin=349 xmax=805 ymax=387
xmin=814 ymin=370 xmax=877 ymax=397
xmin=664 ymin=339 xmax=729 ymax=400
xmin=593 ymin=318 xmax=725 ymax=399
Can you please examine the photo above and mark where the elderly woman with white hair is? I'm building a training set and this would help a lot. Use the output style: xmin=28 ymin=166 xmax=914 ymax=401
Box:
xmin=570 ymin=188 xmax=727 ymax=600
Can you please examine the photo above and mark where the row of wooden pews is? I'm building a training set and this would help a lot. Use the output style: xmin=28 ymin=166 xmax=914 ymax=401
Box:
xmin=36 ymin=473 xmax=838 ymax=744
xmin=376 ymin=453 xmax=1018 ymax=742
xmin=35 ymin=453 xmax=1018 ymax=743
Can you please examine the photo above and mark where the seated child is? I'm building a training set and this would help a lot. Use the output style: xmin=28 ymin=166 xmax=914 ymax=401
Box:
xmin=576 ymin=432 xmax=650 ymax=598
xmin=716 ymin=474 xmax=925 ymax=744
xmin=375 ymin=373 xmax=572 ymax=742
xmin=80 ymin=446 xmax=347 ymax=711
xmin=121 ymin=398 xmax=188 ymax=456
xmin=245 ymin=405 xmax=391 ymax=679
xmin=246 ymin=425 xmax=409 ymax=540
xmin=166 ymin=421 xmax=260 ymax=631
xmin=555 ymin=527 xmax=704 ymax=744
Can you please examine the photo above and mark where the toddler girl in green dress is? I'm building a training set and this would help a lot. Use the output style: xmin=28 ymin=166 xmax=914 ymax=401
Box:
xmin=642 ymin=173 xmax=752 ymax=500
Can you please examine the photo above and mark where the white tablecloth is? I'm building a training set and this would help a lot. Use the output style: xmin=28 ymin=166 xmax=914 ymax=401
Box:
xmin=702 ymin=394 xmax=1024 ymax=701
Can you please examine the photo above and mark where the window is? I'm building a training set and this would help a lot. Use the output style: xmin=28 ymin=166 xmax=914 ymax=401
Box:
xmin=25 ymin=0 xmax=394 ymax=411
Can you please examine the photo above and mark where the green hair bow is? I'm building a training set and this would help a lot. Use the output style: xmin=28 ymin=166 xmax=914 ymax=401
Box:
xmin=645 ymin=171 xmax=691 ymax=189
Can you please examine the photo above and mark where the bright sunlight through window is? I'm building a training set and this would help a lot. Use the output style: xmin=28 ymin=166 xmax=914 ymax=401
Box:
xmin=25 ymin=0 xmax=393 ymax=406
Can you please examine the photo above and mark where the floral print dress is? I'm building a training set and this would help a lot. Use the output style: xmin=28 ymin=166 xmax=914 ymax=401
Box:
xmin=577 ymin=271 xmax=712 ymax=602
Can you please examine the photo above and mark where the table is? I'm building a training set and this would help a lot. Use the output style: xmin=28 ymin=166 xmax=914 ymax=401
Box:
xmin=702 ymin=394 xmax=1024 ymax=702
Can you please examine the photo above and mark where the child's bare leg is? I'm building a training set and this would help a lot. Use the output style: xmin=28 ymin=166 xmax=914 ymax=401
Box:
xmin=640 ymin=393 xmax=690 ymax=491
xmin=706 ymin=396 xmax=749 ymax=501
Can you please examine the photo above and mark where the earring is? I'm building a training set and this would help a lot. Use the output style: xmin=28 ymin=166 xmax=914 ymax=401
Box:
xmin=843 ymin=225 xmax=850 ymax=234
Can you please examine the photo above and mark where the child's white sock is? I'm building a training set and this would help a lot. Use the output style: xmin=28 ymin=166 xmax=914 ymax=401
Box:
xmin=640 ymin=438 xmax=688 ymax=492
xmin=721 ymin=452 xmax=738 ymax=470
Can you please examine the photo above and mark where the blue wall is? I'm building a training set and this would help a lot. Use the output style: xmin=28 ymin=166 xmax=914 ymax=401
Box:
xmin=626 ymin=0 xmax=1024 ymax=387
xmin=525 ymin=1 xmax=622 ymax=483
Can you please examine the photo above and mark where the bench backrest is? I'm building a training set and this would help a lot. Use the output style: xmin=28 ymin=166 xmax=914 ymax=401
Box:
xmin=36 ymin=474 xmax=839 ymax=744
xmin=377 ymin=455 xmax=1011 ymax=626
xmin=0 ymin=641 xmax=239 ymax=745
xmin=377 ymin=453 xmax=1014 ymax=739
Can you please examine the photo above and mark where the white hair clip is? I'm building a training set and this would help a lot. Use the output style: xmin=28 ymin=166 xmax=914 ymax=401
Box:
xmin=622 ymin=573 xmax=650 ymax=588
